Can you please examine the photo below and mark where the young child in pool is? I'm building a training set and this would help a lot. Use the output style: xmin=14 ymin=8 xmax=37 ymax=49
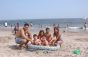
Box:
xmin=38 ymin=30 xmax=49 ymax=46
xmin=41 ymin=36 xmax=49 ymax=46
xmin=32 ymin=34 xmax=41 ymax=45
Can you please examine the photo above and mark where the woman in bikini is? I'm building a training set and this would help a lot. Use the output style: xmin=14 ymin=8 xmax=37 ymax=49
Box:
xmin=51 ymin=27 xmax=63 ymax=47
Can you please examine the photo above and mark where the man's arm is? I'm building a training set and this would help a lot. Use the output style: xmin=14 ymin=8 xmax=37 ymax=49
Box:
xmin=28 ymin=32 xmax=32 ymax=39
xmin=21 ymin=29 xmax=31 ymax=41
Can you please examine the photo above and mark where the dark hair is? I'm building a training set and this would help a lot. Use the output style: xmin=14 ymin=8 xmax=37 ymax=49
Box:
xmin=53 ymin=26 xmax=59 ymax=36
xmin=24 ymin=23 xmax=29 ymax=26
xmin=53 ymin=26 xmax=61 ymax=41
xmin=46 ymin=27 xmax=50 ymax=31
xmin=54 ymin=27 xmax=59 ymax=31
xmin=33 ymin=34 xmax=37 ymax=37
xmin=39 ymin=30 xmax=45 ymax=36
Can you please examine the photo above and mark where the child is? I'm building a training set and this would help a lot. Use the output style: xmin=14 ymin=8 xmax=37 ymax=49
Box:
xmin=38 ymin=30 xmax=49 ymax=46
xmin=38 ymin=30 xmax=45 ymax=39
xmin=41 ymin=36 xmax=49 ymax=46
xmin=32 ymin=34 xmax=41 ymax=45
xmin=45 ymin=28 xmax=52 ymax=45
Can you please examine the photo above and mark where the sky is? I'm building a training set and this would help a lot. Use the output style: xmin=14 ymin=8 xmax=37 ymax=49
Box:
xmin=0 ymin=0 xmax=88 ymax=20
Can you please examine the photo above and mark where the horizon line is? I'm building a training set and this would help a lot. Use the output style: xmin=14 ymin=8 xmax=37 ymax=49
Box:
xmin=0 ymin=17 xmax=85 ymax=20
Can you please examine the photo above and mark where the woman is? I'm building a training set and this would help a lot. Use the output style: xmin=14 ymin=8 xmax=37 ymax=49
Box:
xmin=51 ymin=27 xmax=63 ymax=47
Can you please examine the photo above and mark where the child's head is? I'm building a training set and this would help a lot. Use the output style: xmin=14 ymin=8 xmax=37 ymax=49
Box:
xmin=33 ymin=34 xmax=37 ymax=39
xmin=39 ymin=30 xmax=45 ymax=36
xmin=46 ymin=27 xmax=50 ymax=33
xmin=41 ymin=36 xmax=46 ymax=41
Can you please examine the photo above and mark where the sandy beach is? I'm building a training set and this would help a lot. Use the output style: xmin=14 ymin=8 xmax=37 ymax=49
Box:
xmin=0 ymin=27 xmax=88 ymax=57
xmin=0 ymin=0 xmax=88 ymax=57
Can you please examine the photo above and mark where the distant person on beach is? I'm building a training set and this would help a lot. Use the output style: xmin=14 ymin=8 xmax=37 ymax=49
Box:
xmin=5 ymin=22 xmax=8 ymax=27
xmin=53 ymin=24 xmax=59 ymax=28
xmin=65 ymin=24 xmax=69 ymax=31
xmin=15 ymin=23 xmax=32 ymax=49
xmin=51 ymin=27 xmax=63 ymax=46
xmin=30 ymin=22 xmax=33 ymax=27
xmin=84 ymin=22 xmax=87 ymax=30
xmin=11 ymin=24 xmax=12 ymax=28
xmin=57 ymin=24 xmax=60 ymax=28
xmin=53 ymin=24 xmax=56 ymax=27
xmin=40 ymin=25 xmax=42 ymax=28
xmin=66 ymin=24 xmax=69 ymax=28
xmin=45 ymin=28 xmax=52 ymax=45
xmin=14 ymin=23 xmax=19 ymax=34
xmin=32 ymin=34 xmax=41 ymax=45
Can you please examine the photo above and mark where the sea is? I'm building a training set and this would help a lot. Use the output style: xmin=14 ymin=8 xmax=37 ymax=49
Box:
xmin=0 ymin=18 xmax=88 ymax=32
xmin=0 ymin=18 xmax=88 ymax=27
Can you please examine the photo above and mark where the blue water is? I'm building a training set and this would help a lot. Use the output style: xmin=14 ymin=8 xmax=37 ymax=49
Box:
xmin=0 ymin=18 xmax=88 ymax=28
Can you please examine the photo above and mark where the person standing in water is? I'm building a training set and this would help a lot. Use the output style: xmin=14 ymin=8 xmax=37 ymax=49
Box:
xmin=65 ymin=24 xmax=69 ymax=31
xmin=5 ymin=22 xmax=8 ymax=27
xmin=53 ymin=24 xmax=56 ymax=28
xmin=84 ymin=22 xmax=87 ymax=30
xmin=30 ymin=22 xmax=33 ymax=27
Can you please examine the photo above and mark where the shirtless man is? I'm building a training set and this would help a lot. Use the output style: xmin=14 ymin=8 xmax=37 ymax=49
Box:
xmin=45 ymin=28 xmax=52 ymax=45
xmin=15 ymin=23 xmax=32 ymax=49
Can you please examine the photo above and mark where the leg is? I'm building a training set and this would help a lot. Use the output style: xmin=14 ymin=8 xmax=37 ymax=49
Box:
xmin=57 ymin=40 xmax=63 ymax=47
xmin=50 ymin=40 xmax=56 ymax=46
xmin=45 ymin=40 xmax=49 ymax=46
xmin=24 ymin=40 xmax=29 ymax=46
xmin=38 ymin=41 xmax=41 ymax=45
xmin=18 ymin=39 xmax=27 ymax=49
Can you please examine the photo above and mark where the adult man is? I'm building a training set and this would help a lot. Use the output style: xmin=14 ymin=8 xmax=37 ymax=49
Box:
xmin=15 ymin=23 xmax=32 ymax=49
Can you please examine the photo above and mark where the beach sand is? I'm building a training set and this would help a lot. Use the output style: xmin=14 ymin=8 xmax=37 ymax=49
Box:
xmin=0 ymin=27 xmax=88 ymax=57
